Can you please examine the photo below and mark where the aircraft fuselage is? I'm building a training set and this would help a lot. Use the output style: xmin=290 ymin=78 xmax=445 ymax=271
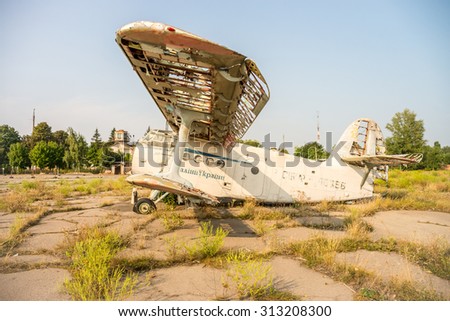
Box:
xmin=131 ymin=130 xmax=374 ymax=203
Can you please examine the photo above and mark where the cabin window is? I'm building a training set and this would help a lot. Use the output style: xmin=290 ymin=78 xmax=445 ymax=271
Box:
xmin=216 ymin=160 xmax=225 ymax=168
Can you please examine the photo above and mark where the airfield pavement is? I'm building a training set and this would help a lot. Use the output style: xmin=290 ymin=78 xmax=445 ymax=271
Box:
xmin=0 ymin=174 xmax=449 ymax=301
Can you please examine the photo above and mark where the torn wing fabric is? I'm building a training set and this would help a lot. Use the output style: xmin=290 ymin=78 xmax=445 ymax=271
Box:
xmin=116 ymin=21 xmax=270 ymax=151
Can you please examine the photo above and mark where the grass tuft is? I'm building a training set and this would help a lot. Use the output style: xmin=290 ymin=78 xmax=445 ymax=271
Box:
xmin=64 ymin=226 xmax=137 ymax=300
xmin=223 ymin=250 xmax=274 ymax=299
xmin=185 ymin=221 xmax=229 ymax=259
xmin=160 ymin=212 xmax=184 ymax=231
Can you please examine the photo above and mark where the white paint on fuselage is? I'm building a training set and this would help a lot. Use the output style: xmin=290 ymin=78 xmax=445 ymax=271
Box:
xmin=131 ymin=133 xmax=374 ymax=203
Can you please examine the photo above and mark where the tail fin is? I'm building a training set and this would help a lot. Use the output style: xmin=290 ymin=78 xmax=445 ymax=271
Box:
xmin=337 ymin=118 xmax=422 ymax=166
xmin=336 ymin=118 xmax=422 ymax=187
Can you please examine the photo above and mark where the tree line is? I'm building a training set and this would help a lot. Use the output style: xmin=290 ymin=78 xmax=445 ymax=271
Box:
xmin=0 ymin=122 xmax=126 ymax=174
xmin=1 ymin=109 xmax=449 ymax=173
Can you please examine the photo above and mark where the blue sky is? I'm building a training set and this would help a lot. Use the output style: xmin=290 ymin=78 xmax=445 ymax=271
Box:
xmin=1 ymin=0 xmax=449 ymax=148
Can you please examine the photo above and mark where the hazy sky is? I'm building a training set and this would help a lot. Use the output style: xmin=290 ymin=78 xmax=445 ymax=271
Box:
xmin=1 ymin=0 xmax=449 ymax=148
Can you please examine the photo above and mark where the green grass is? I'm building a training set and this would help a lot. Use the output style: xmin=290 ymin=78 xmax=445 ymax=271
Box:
xmin=160 ymin=212 xmax=184 ymax=231
xmin=185 ymin=221 xmax=229 ymax=259
xmin=372 ymin=169 xmax=450 ymax=213
xmin=223 ymin=250 xmax=274 ymax=299
xmin=161 ymin=221 xmax=229 ymax=262
xmin=164 ymin=235 xmax=186 ymax=262
xmin=64 ymin=226 xmax=137 ymax=300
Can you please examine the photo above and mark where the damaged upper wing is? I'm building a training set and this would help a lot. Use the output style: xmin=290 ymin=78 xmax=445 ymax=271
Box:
xmin=116 ymin=21 xmax=269 ymax=150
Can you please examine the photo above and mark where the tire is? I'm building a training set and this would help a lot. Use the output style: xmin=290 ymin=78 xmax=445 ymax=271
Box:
xmin=133 ymin=198 xmax=156 ymax=215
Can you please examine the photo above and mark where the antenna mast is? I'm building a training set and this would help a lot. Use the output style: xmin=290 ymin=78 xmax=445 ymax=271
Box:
xmin=32 ymin=108 xmax=36 ymax=131
xmin=316 ymin=111 xmax=320 ymax=144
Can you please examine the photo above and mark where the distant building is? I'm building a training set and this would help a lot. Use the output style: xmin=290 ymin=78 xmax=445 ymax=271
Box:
xmin=110 ymin=129 xmax=134 ymax=156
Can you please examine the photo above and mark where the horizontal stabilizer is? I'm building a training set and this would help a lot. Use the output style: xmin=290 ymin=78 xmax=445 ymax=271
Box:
xmin=342 ymin=153 xmax=423 ymax=167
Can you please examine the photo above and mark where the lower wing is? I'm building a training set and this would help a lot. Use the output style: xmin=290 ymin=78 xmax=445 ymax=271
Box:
xmin=126 ymin=173 xmax=219 ymax=204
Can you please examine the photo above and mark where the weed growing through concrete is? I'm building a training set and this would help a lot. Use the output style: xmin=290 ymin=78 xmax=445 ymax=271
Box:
xmin=161 ymin=212 xmax=184 ymax=231
xmin=252 ymin=219 xmax=275 ymax=236
xmin=239 ymin=199 xmax=257 ymax=219
xmin=185 ymin=221 xmax=228 ymax=259
xmin=223 ymin=250 xmax=274 ymax=299
xmin=164 ymin=235 xmax=186 ymax=262
xmin=64 ymin=226 xmax=137 ymax=300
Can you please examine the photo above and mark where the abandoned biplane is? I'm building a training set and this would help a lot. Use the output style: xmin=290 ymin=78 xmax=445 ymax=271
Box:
xmin=116 ymin=21 xmax=421 ymax=214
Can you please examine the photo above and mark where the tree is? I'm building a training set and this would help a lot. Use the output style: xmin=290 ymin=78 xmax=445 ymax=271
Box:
xmin=91 ymin=128 xmax=102 ymax=147
xmin=442 ymin=146 xmax=450 ymax=165
xmin=100 ymin=147 xmax=122 ymax=167
xmin=0 ymin=125 xmax=21 ymax=166
xmin=86 ymin=146 xmax=103 ymax=167
xmin=31 ymin=122 xmax=53 ymax=146
xmin=7 ymin=142 xmax=30 ymax=171
xmin=385 ymin=109 xmax=426 ymax=154
xmin=294 ymin=141 xmax=329 ymax=160
xmin=420 ymin=142 xmax=446 ymax=170
xmin=29 ymin=141 xmax=64 ymax=169
xmin=63 ymin=128 xmax=88 ymax=171
xmin=21 ymin=134 xmax=33 ymax=150
xmin=53 ymin=130 xmax=68 ymax=147
xmin=238 ymin=139 xmax=262 ymax=147
xmin=108 ymin=127 xmax=116 ymax=143
xmin=86 ymin=129 xmax=104 ymax=167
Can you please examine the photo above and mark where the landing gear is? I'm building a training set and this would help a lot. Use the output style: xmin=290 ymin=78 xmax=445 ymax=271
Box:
xmin=133 ymin=198 xmax=156 ymax=215
xmin=131 ymin=188 xmax=171 ymax=214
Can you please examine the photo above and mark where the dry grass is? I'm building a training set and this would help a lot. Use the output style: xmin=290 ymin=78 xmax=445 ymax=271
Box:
xmin=283 ymin=234 xmax=446 ymax=300
xmin=1 ymin=176 xmax=131 ymax=215
xmin=0 ymin=207 xmax=50 ymax=255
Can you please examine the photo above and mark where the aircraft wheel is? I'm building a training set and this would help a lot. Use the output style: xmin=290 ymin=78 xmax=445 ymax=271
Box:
xmin=133 ymin=198 xmax=156 ymax=215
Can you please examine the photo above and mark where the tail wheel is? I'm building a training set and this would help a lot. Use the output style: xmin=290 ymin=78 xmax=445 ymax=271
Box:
xmin=133 ymin=198 xmax=156 ymax=215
